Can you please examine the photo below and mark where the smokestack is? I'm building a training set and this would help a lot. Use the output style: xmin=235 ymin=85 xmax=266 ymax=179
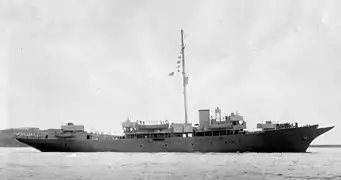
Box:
xmin=198 ymin=109 xmax=210 ymax=130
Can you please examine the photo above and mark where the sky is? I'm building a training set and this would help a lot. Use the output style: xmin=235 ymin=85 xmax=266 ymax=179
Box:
xmin=0 ymin=0 xmax=340 ymax=144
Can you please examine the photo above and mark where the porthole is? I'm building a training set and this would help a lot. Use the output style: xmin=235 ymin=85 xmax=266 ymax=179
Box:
xmin=210 ymin=141 xmax=213 ymax=145
xmin=164 ymin=144 xmax=168 ymax=148
xmin=192 ymin=143 xmax=194 ymax=146
xmin=140 ymin=144 xmax=144 ymax=148
xmin=231 ymin=141 xmax=235 ymax=144
xmin=225 ymin=140 xmax=227 ymax=144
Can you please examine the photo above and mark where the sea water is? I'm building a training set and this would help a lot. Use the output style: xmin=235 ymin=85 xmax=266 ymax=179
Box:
xmin=0 ymin=147 xmax=340 ymax=180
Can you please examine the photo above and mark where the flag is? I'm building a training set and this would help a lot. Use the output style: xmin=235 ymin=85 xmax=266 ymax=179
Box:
xmin=169 ymin=72 xmax=174 ymax=76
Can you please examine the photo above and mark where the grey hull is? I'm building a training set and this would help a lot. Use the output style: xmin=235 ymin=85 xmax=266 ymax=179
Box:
xmin=16 ymin=125 xmax=334 ymax=153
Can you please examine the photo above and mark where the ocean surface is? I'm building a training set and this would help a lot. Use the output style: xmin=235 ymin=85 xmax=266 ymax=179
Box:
xmin=1 ymin=147 xmax=341 ymax=180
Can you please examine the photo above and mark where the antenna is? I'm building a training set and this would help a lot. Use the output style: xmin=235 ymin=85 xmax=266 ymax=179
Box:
xmin=180 ymin=29 xmax=188 ymax=124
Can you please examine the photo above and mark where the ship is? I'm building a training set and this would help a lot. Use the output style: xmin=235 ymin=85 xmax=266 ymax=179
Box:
xmin=15 ymin=30 xmax=334 ymax=153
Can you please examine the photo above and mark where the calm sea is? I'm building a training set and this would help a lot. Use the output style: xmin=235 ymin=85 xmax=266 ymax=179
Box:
xmin=1 ymin=147 xmax=340 ymax=180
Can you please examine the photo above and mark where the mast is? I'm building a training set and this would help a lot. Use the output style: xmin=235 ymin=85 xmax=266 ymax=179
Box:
xmin=180 ymin=29 xmax=188 ymax=124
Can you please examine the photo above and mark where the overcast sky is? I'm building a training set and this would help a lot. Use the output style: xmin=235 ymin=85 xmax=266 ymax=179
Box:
xmin=1 ymin=0 xmax=340 ymax=144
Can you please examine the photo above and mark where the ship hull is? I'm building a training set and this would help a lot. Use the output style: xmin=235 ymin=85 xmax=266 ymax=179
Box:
xmin=15 ymin=125 xmax=334 ymax=153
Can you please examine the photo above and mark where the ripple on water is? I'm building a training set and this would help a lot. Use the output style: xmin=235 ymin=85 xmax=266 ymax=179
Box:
xmin=1 ymin=148 xmax=341 ymax=180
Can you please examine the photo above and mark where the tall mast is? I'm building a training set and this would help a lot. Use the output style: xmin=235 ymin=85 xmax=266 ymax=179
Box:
xmin=180 ymin=29 xmax=188 ymax=124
